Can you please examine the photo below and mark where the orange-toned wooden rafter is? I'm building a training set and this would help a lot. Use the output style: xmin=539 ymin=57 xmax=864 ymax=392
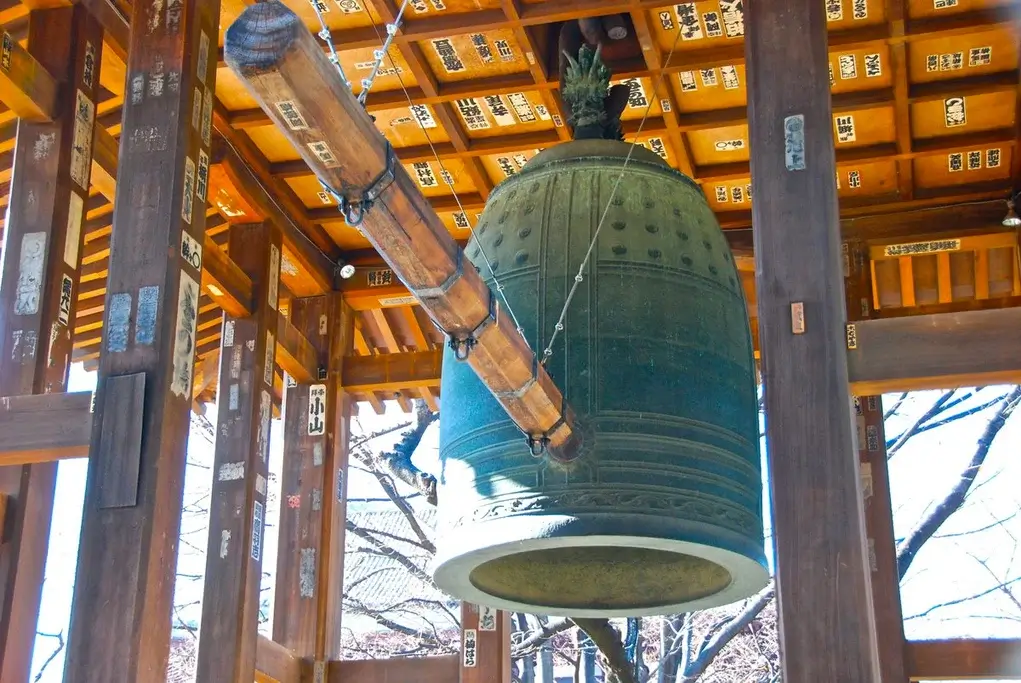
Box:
xmin=868 ymin=231 xmax=1021 ymax=310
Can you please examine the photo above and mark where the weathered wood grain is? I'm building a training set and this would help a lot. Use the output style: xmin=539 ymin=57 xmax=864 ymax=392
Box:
xmin=63 ymin=0 xmax=222 ymax=680
xmin=0 ymin=391 xmax=92 ymax=464
xmin=745 ymin=0 xmax=881 ymax=678
xmin=195 ymin=222 xmax=282 ymax=683
xmin=845 ymin=239 xmax=909 ymax=683
xmin=273 ymin=295 xmax=352 ymax=661
xmin=905 ymin=638 xmax=1021 ymax=680
xmin=847 ymin=308 xmax=1021 ymax=394
xmin=95 ymin=371 xmax=145 ymax=509
xmin=0 ymin=24 xmax=58 ymax=120
xmin=0 ymin=7 xmax=101 ymax=681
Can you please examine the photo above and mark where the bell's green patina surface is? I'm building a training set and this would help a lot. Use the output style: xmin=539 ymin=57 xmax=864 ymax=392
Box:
xmin=430 ymin=138 xmax=768 ymax=617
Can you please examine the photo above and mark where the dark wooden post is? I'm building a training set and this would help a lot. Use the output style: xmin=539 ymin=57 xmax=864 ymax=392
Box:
xmin=194 ymin=222 xmax=282 ymax=683
xmin=63 ymin=0 xmax=221 ymax=679
xmin=460 ymin=604 xmax=512 ymax=683
xmin=274 ymin=294 xmax=353 ymax=672
xmin=846 ymin=241 xmax=909 ymax=683
xmin=744 ymin=0 xmax=882 ymax=679
xmin=0 ymin=6 xmax=102 ymax=681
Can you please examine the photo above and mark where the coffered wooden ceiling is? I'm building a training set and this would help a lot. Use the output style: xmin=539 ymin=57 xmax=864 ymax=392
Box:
xmin=0 ymin=0 xmax=1018 ymax=411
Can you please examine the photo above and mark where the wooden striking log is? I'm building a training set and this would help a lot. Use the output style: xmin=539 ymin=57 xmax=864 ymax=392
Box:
xmin=745 ymin=0 xmax=881 ymax=677
xmin=0 ymin=7 xmax=102 ymax=680
xmin=223 ymin=1 xmax=580 ymax=461
xmin=63 ymin=0 xmax=223 ymax=679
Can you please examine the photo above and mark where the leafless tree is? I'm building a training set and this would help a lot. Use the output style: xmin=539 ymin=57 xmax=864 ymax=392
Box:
xmin=340 ymin=386 xmax=1019 ymax=683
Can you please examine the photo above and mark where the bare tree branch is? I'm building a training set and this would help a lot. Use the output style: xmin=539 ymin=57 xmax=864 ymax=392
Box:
xmin=886 ymin=390 xmax=956 ymax=457
xmin=884 ymin=392 xmax=909 ymax=420
xmin=904 ymin=576 xmax=1021 ymax=620
xmin=33 ymin=631 xmax=65 ymax=683
xmin=573 ymin=618 xmax=637 ymax=683
xmin=346 ymin=519 xmax=436 ymax=586
xmin=374 ymin=401 xmax=439 ymax=505
xmin=513 ymin=617 xmax=574 ymax=657
xmin=897 ymin=386 xmax=1020 ymax=577
xmin=679 ymin=583 xmax=776 ymax=683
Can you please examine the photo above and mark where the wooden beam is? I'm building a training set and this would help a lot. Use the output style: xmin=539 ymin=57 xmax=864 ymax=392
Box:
xmin=274 ymin=295 xmax=352 ymax=666
xmin=0 ymin=7 xmax=101 ymax=680
xmin=0 ymin=25 xmax=58 ymax=120
xmin=746 ymin=0 xmax=880 ymax=679
xmin=254 ymin=636 xmax=301 ymax=683
xmin=343 ymin=349 xmax=441 ymax=393
xmin=63 ymin=0 xmax=222 ymax=679
xmin=905 ymin=638 xmax=1021 ymax=680
xmin=224 ymin=1 xmax=579 ymax=459
xmin=845 ymin=240 xmax=909 ymax=683
xmin=195 ymin=223 xmax=282 ymax=683
xmin=202 ymin=236 xmax=255 ymax=318
xmin=857 ymin=395 xmax=909 ymax=682
xmin=211 ymin=138 xmax=335 ymax=296
xmin=846 ymin=308 xmax=1021 ymax=394
xmin=275 ymin=311 xmax=318 ymax=384
xmin=328 ymin=655 xmax=458 ymax=683
xmin=0 ymin=392 xmax=92 ymax=464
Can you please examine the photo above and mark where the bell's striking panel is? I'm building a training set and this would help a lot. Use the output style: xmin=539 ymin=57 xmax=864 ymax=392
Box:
xmin=432 ymin=139 xmax=768 ymax=617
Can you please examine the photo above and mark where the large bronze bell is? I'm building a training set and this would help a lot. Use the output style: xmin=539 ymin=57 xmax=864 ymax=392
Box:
xmin=430 ymin=137 xmax=768 ymax=617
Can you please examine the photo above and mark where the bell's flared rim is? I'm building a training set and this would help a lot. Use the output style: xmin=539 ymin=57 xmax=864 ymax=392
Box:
xmin=431 ymin=517 xmax=770 ymax=618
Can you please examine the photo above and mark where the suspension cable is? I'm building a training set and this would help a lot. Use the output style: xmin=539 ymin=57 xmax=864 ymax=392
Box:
xmin=539 ymin=23 xmax=687 ymax=366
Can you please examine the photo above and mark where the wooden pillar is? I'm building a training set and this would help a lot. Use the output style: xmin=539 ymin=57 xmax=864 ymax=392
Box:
xmin=0 ymin=7 xmax=102 ymax=682
xmin=63 ymin=0 xmax=221 ymax=679
xmin=744 ymin=0 xmax=881 ymax=679
xmin=194 ymin=222 xmax=282 ymax=683
xmin=846 ymin=242 xmax=909 ymax=683
xmin=459 ymin=604 xmax=512 ymax=683
xmin=274 ymin=295 xmax=353 ymax=672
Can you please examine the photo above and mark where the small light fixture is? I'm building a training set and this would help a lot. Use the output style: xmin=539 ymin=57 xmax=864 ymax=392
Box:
xmin=338 ymin=263 xmax=356 ymax=280
xmin=1003 ymin=197 xmax=1021 ymax=228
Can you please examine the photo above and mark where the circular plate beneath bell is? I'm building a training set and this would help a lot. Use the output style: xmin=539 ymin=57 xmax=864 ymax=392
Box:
xmin=431 ymin=516 xmax=770 ymax=618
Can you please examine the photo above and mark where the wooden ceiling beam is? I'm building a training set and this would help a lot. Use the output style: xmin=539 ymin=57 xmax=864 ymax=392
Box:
xmin=0 ymin=391 xmax=93 ymax=464
xmin=499 ymin=0 xmax=571 ymax=144
xmin=626 ymin=0 xmax=696 ymax=177
xmin=699 ymin=129 xmax=1017 ymax=184
xmin=887 ymin=0 xmax=913 ymax=199
xmin=847 ymin=307 xmax=1021 ymax=394
xmin=360 ymin=0 xmax=495 ymax=198
xmin=66 ymin=0 xmax=338 ymax=296
xmin=715 ymin=179 xmax=1014 ymax=231
xmin=211 ymin=122 xmax=337 ymax=295
xmin=0 ymin=21 xmax=58 ymax=121
xmin=342 ymin=349 xmax=441 ymax=393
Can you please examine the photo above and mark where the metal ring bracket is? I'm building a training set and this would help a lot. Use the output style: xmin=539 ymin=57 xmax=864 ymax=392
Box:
xmin=447 ymin=286 xmax=497 ymax=361
xmin=320 ymin=141 xmax=397 ymax=227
